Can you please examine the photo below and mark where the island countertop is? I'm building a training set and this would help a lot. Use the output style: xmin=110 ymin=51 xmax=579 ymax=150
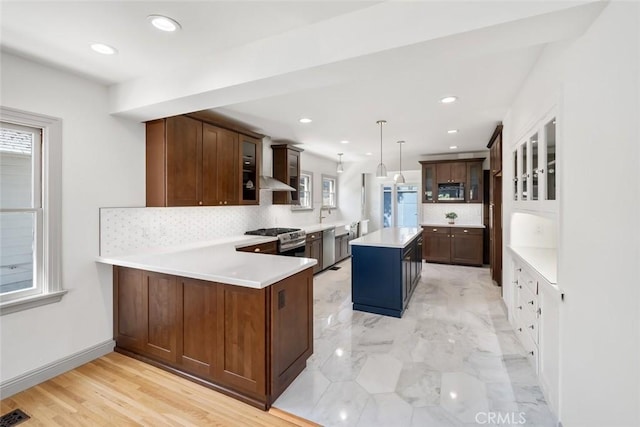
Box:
xmin=349 ymin=227 xmax=421 ymax=249
xmin=97 ymin=235 xmax=317 ymax=289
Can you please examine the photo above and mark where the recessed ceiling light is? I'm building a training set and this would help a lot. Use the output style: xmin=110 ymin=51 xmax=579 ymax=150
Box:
xmin=299 ymin=118 xmax=312 ymax=124
xmin=365 ymin=152 xmax=373 ymax=156
xmin=449 ymin=145 xmax=458 ymax=150
xmin=90 ymin=43 xmax=117 ymax=55
xmin=447 ymin=129 xmax=458 ymax=134
xmin=147 ymin=15 xmax=181 ymax=32
xmin=440 ymin=96 xmax=458 ymax=104
xmin=340 ymin=140 xmax=349 ymax=144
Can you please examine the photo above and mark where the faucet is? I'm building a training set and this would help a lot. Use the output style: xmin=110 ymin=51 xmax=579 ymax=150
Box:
xmin=319 ymin=207 xmax=331 ymax=223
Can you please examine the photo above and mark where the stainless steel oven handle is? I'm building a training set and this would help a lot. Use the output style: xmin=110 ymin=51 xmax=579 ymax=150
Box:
xmin=279 ymin=239 xmax=306 ymax=252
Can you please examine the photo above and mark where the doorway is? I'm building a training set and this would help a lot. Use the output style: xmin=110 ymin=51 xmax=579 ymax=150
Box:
xmin=382 ymin=184 xmax=419 ymax=228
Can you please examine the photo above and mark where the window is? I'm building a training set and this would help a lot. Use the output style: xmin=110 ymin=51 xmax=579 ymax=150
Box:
xmin=0 ymin=107 xmax=64 ymax=315
xmin=322 ymin=174 xmax=337 ymax=209
xmin=294 ymin=171 xmax=313 ymax=210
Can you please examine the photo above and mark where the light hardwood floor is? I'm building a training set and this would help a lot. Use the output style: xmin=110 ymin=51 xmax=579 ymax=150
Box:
xmin=1 ymin=352 xmax=318 ymax=426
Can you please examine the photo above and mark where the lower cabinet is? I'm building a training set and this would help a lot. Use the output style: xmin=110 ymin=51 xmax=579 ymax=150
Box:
xmin=236 ymin=241 xmax=277 ymax=254
xmin=510 ymin=258 xmax=561 ymax=417
xmin=352 ymin=232 xmax=422 ymax=318
xmin=113 ymin=265 xmax=313 ymax=410
xmin=305 ymin=232 xmax=323 ymax=274
xmin=422 ymin=226 xmax=483 ymax=266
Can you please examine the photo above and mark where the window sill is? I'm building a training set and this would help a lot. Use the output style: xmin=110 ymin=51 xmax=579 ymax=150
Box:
xmin=1 ymin=290 xmax=67 ymax=316
xmin=291 ymin=207 xmax=314 ymax=212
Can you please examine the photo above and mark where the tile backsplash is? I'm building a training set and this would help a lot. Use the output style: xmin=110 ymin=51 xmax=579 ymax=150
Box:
xmin=422 ymin=203 xmax=483 ymax=225
xmin=100 ymin=192 xmax=341 ymax=256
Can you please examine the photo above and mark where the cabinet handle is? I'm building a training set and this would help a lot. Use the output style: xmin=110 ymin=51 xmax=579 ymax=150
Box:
xmin=537 ymin=308 xmax=542 ymax=315
xmin=529 ymin=351 xmax=535 ymax=356
xmin=198 ymin=201 xmax=203 ymax=206
xmin=528 ymin=300 xmax=534 ymax=305
xmin=529 ymin=325 xmax=535 ymax=330
xmin=518 ymin=285 xmax=523 ymax=289
xmin=254 ymin=248 xmax=261 ymax=252
xmin=463 ymin=230 xmax=468 ymax=233
xmin=517 ymin=327 xmax=522 ymax=332
xmin=224 ymin=201 xmax=228 ymax=205
xmin=517 ymin=268 xmax=522 ymax=272
xmin=433 ymin=228 xmax=438 ymax=231
xmin=517 ymin=305 xmax=522 ymax=310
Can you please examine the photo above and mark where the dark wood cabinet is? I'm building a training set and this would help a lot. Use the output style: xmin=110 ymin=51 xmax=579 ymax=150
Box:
xmin=436 ymin=162 xmax=467 ymax=184
xmin=272 ymin=144 xmax=302 ymax=205
xmin=420 ymin=159 xmax=485 ymax=203
xmin=113 ymin=266 xmax=313 ymax=410
xmin=422 ymin=227 xmax=451 ymax=263
xmin=202 ymin=123 xmax=239 ymax=206
xmin=146 ymin=115 xmax=261 ymax=207
xmin=305 ymin=232 xmax=323 ymax=274
xmin=487 ymin=125 xmax=503 ymax=285
xmin=422 ymin=226 xmax=483 ymax=266
xmin=236 ymin=241 xmax=278 ymax=255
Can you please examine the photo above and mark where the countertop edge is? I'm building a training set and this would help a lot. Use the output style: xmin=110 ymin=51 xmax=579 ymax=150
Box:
xmin=421 ymin=223 xmax=486 ymax=228
xmin=350 ymin=227 xmax=422 ymax=249
xmin=508 ymin=245 xmax=559 ymax=287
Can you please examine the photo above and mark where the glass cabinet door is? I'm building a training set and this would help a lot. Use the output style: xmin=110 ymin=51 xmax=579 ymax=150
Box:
xmin=422 ymin=164 xmax=436 ymax=203
xmin=531 ymin=132 xmax=539 ymax=201
xmin=240 ymin=136 xmax=260 ymax=204
xmin=288 ymin=152 xmax=300 ymax=204
xmin=545 ymin=118 xmax=556 ymax=201
xmin=467 ymin=161 xmax=482 ymax=203
xmin=513 ymin=150 xmax=518 ymax=201
xmin=521 ymin=142 xmax=528 ymax=200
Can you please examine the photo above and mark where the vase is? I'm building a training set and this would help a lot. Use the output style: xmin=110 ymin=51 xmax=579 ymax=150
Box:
xmin=448 ymin=220 xmax=455 ymax=224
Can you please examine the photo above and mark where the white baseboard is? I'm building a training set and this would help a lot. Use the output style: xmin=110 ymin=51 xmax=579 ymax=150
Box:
xmin=0 ymin=339 xmax=115 ymax=399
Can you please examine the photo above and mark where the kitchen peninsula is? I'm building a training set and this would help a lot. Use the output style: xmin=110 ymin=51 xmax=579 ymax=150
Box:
xmin=350 ymin=227 xmax=423 ymax=318
xmin=97 ymin=236 xmax=316 ymax=410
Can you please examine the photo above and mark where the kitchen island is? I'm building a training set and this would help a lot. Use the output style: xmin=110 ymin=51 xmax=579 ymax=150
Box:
xmin=97 ymin=237 xmax=316 ymax=410
xmin=349 ymin=227 xmax=423 ymax=318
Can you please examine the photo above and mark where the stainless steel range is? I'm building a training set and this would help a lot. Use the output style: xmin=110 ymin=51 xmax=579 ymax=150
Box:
xmin=245 ymin=227 xmax=306 ymax=255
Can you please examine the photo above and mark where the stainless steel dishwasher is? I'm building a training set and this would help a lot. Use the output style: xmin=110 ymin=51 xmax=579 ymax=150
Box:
xmin=322 ymin=227 xmax=336 ymax=270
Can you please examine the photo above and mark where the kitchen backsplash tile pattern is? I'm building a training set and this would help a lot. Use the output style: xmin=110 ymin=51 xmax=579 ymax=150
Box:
xmin=100 ymin=192 xmax=341 ymax=256
xmin=422 ymin=203 xmax=483 ymax=225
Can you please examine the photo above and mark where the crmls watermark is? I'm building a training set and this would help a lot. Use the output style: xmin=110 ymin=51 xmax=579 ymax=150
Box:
xmin=475 ymin=412 xmax=527 ymax=425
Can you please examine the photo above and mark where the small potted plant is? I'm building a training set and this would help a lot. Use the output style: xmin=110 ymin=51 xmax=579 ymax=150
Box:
xmin=445 ymin=212 xmax=458 ymax=224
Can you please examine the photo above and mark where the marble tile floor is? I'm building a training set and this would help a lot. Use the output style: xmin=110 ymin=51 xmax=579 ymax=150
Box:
xmin=272 ymin=260 xmax=557 ymax=427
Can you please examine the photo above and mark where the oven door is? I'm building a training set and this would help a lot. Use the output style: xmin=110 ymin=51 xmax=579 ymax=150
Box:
xmin=279 ymin=240 xmax=306 ymax=257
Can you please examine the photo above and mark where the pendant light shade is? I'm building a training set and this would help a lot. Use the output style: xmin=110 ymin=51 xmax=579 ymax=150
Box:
xmin=376 ymin=120 xmax=388 ymax=178
xmin=394 ymin=140 xmax=406 ymax=184
xmin=337 ymin=153 xmax=344 ymax=174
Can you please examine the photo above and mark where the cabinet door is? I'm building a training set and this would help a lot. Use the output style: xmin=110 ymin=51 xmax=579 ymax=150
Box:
xmin=114 ymin=267 xmax=147 ymax=351
xmin=341 ymin=235 xmax=349 ymax=260
xmin=217 ymin=285 xmax=267 ymax=396
xmin=490 ymin=133 xmax=502 ymax=175
xmin=240 ymin=135 xmax=260 ymax=205
xmin=166 ymin=116 xmax=202 ymax=206
xmin=288 ymin=151 xmax=300 ymax=205
xmin=181 ymin=278 xmax=217 ymax=379
xmin=450 ymin=162 xmax=467 ymax=183
xmin=202 ymin=124 xmax=239 ymax=206
xmin=311 ymin=238 xmax=323 ymax=273
xmin=450 ymin=229 xmax=483 ymax=266
xmin=422 ymin=164 xmax=436 ymax=203
xmin=423 ymin=227 xmax=451 ymax=263
xmin=143 ymin=271 xmax=181 ymax=364
xmin=436 ymin=163 xmax=451 ymax=183
xmin=466 ymin=161 xmax=483 ymax=203
xmin=538 ymin=281 xmax=561 ymax=415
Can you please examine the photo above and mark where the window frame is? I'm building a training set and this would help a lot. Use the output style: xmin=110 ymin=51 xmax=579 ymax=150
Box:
xmin=292 ymin=170 xmax=313 ymax=211
xmin=0 ymin=106 xmax=65 ymax=315
xmin=321 ymin=174 xmax=338 ymax=209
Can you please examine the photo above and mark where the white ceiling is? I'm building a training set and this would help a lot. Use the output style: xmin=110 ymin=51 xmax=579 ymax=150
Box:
xmin=0 ymin=1 xmax=605 ymax=170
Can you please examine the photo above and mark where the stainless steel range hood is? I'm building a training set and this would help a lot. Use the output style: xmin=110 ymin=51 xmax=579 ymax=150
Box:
xmin=259 ymin=176 xmax=295 ymax=191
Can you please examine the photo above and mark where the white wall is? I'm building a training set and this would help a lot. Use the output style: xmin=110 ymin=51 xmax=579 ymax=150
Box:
xmin=0 ymin=53 xmax=145 ymax=382
xmin=502 ymin=3 xmax=640 ymax=425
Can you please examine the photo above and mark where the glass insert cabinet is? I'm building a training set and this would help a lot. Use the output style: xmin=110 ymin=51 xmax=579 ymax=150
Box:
xmin=420 ymin=159 xmax=484 ymax=204
xmin=512 ymin=113 xmax=557 ymax=205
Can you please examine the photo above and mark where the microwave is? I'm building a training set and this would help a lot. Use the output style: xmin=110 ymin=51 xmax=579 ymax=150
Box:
xmin=438 ymin=183 xmax=465 ymax=201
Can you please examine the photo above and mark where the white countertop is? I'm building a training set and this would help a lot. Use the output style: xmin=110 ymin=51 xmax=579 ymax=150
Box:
xmin=508 ymin=245 xmax=557 ymax=285
xmin=302 ymin=222 xmax=350 ymax=235
xmin=350 ymin=227 xmax=421 ymax=249
xmin=97 ymin=235 xmax=316 ymax=289
xmin=421 ymin=223 xmax=485 ymax=229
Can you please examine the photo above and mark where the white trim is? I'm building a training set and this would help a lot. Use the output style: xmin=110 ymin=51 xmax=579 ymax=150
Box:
xmin=0 ymin=340 xmax=115 ymax=398
xmin=0 ymin=106 xmax=63 ymax=312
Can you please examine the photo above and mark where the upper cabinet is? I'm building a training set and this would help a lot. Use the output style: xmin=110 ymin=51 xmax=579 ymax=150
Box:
xmin=272 ymin=144 xmax=303 ymax=205
xmin=488 ymin=125 xmax=503 ymax=176
xmin=512 ymin=112 xmax=557 ymax=207
xmin=146 ymin=115 xmax=262 ymax=207
xmin=420 ymin=159 xmax=485 ymax=203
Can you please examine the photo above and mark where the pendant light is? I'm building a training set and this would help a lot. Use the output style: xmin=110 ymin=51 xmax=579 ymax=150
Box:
xmin=337 ymin=153 xmax=344 ymax=174
xmin=375 ymin=120 xmax=388 ymax=178
xmin=394 ymin=140 xmax=406 ymax=184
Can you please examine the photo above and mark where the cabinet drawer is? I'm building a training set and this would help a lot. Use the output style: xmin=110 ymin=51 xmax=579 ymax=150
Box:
xmin=422 ymin=227 xmax=450 ymax=235
xmin=517 ymin=266 xmax=537 ymax=294
xmin=451 ymin=227 xmax=483 ymax=236
xmin=237 ymin=241 xmax=278 ymax=254
xmin=306 ymin=233 xmax=322 ymax=242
